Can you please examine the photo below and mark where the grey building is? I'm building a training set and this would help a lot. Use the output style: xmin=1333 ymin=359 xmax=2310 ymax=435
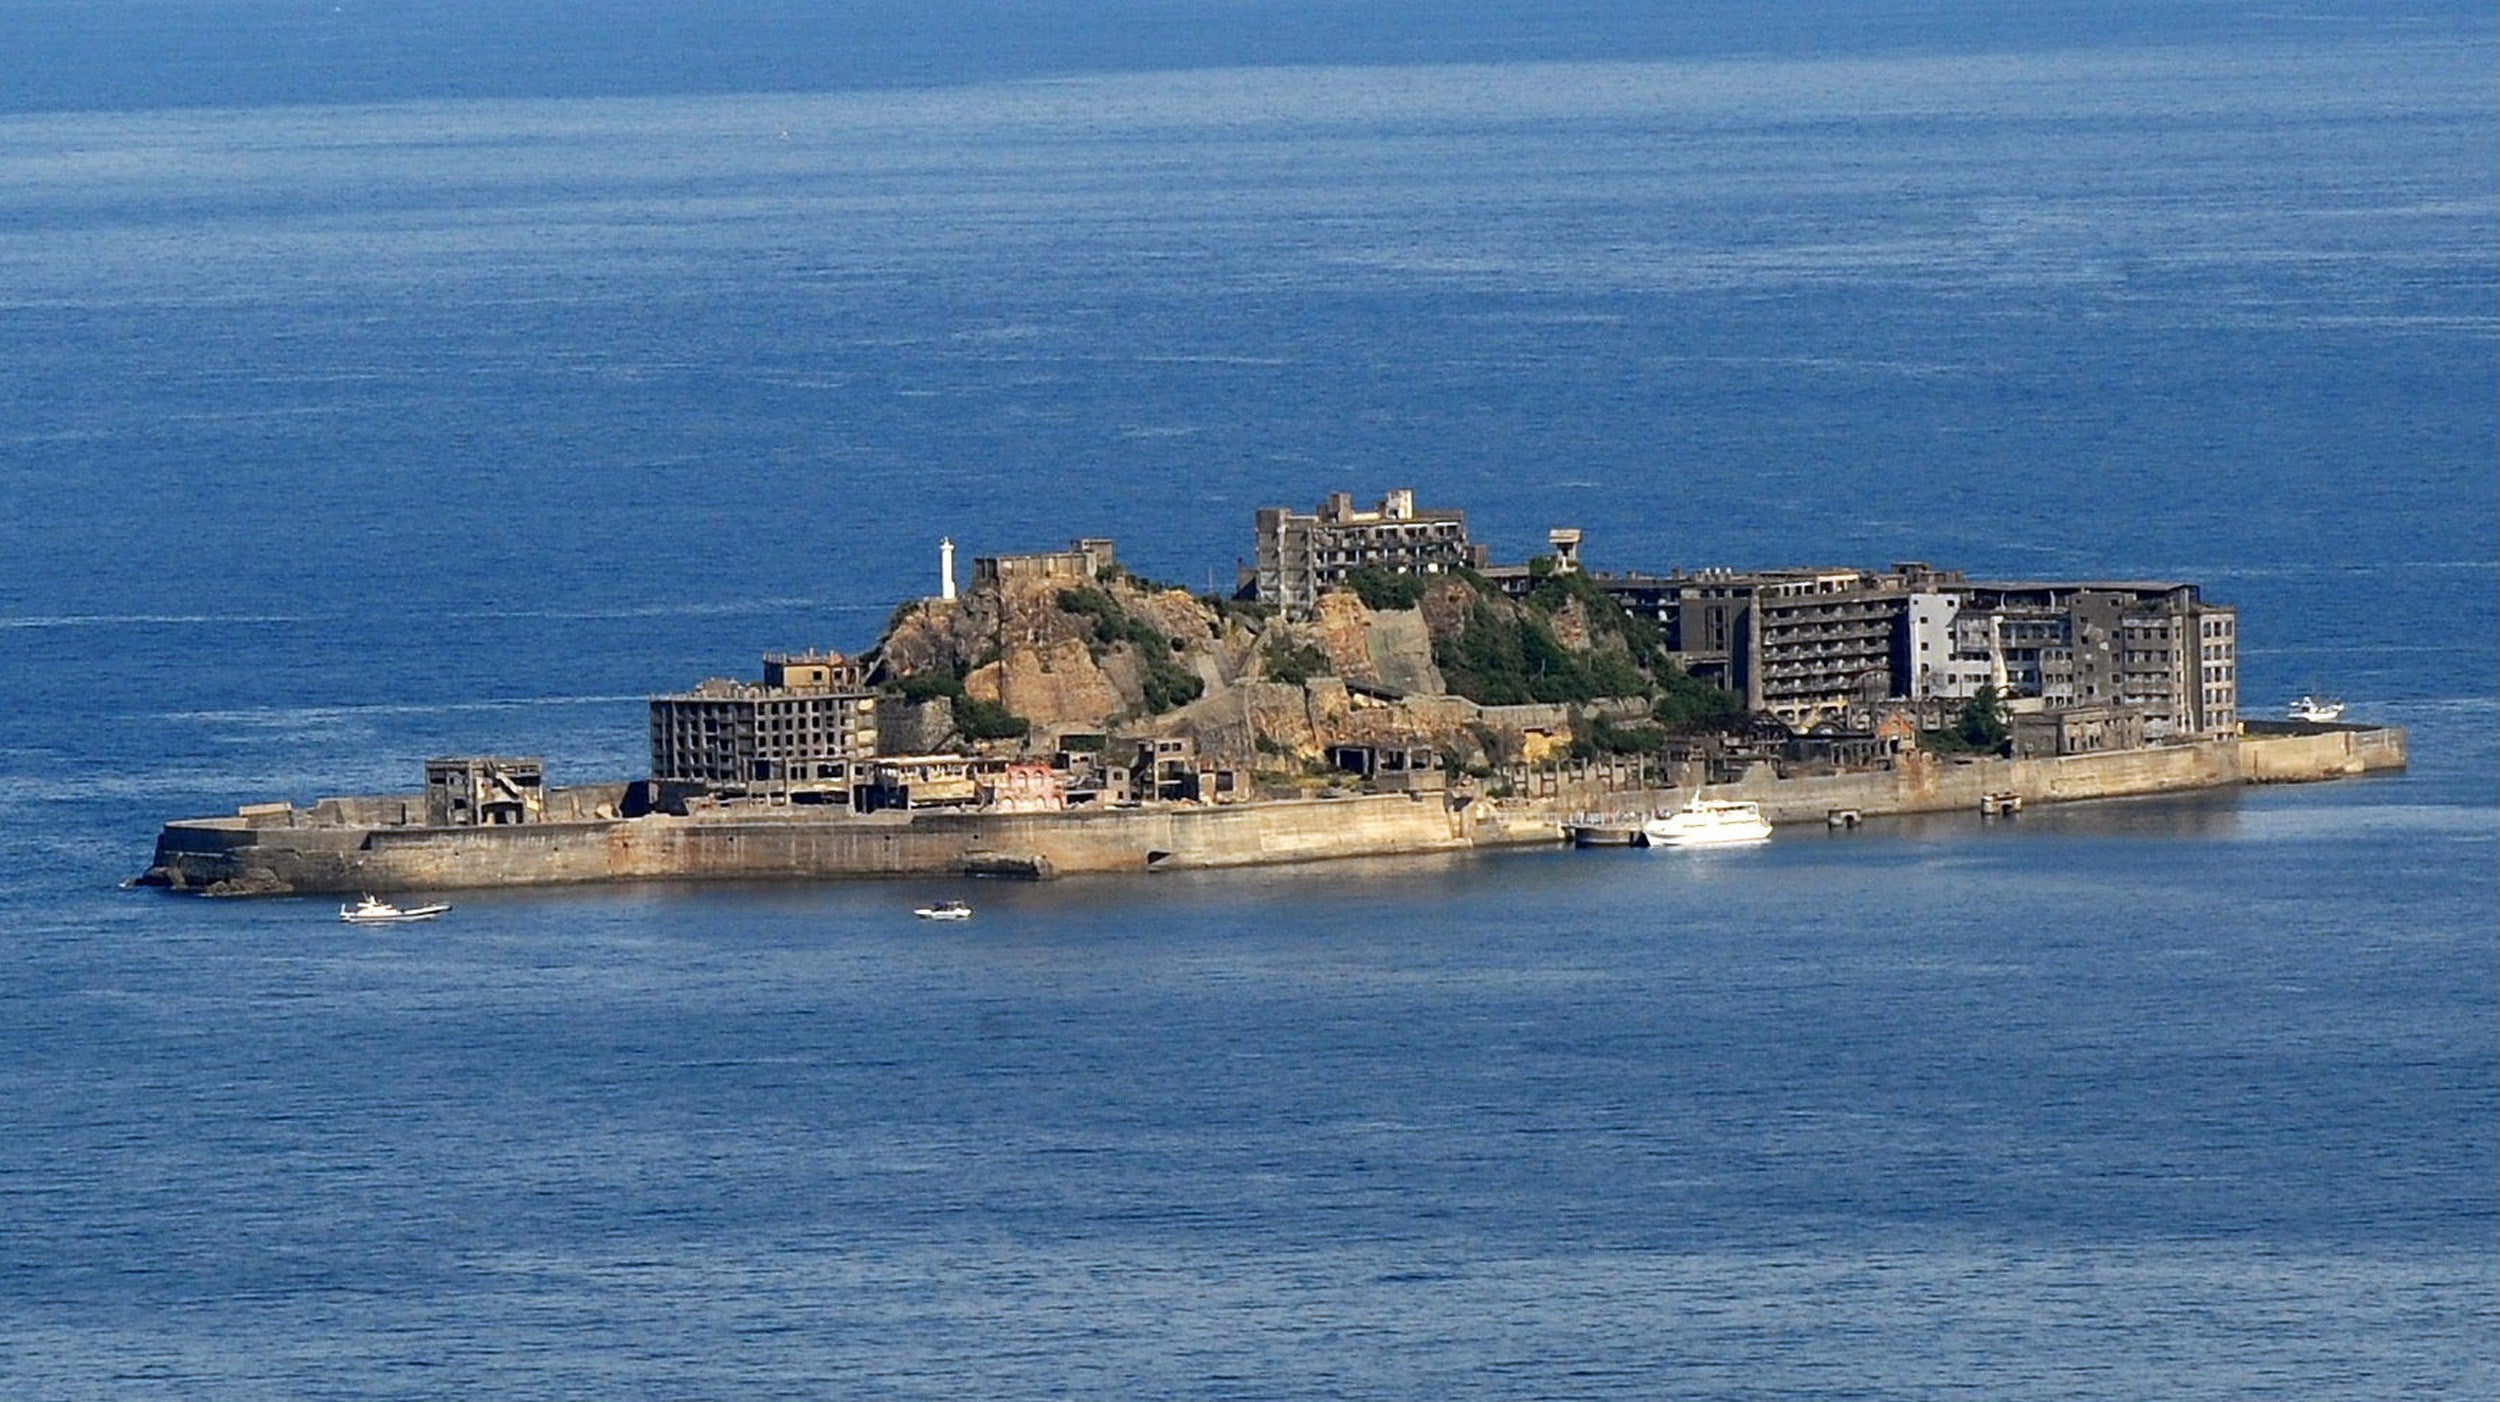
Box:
xmin=1588 ymin=563 xmax=1963 ymax=730
xmin=1253 ymin=489 xmax=1486 ymax=616
xmin=648 ymin=651 xmax=879 ymax=806
xmin=1580 ymin=556 xmax=2235 ymax=738
xmin=1909 ymin=582 xmax=2236 ymax=739
xmin=423 ymin=756 xmax=545 ymax=827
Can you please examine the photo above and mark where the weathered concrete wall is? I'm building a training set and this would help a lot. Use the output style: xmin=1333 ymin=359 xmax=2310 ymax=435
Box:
xmin=148 ymin=792 xmax=1471 ymax=894
xmin=143 ymin=729 xmax=2406 ymax=896
xmin=1594 ymin=727 xmax=2403 ymax=825
xmin=2239 ymin=725 xmax=2408 ymax=782
xmin=1722 ymin=741 xmax=2237 ymax=823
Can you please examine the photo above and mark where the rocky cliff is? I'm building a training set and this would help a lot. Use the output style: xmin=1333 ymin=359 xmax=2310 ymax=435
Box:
xmin=867 ymin=564 xmax=1733 ymax=772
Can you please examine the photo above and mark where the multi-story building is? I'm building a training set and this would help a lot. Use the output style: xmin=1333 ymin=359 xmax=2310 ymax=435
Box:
xmin=1590 ymin=563 xmax=1963 ymax=730
xmin=648 ymin=651 xmax=879 ymax=805
xmin=1909 ymin=581 xmax=2236 ymax=739
xmin=1253 ymin=489 xmax=1486 ymax=616
xmin=1584 ymin=557 xmax=2235 ymax=738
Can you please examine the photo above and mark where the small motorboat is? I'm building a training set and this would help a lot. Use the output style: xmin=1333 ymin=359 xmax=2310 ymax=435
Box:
xmin=339 ymin=895 xmax=450 ymax=924
xmin=2288 ymin=695 xmax=2346 ymax=724
xmin=913 ymin=899 xmax=972 ymax=921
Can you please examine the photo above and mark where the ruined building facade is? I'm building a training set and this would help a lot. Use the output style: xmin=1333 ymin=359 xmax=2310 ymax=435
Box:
xmin=1253 ymin=489 xmax=1486 ymax=616
xmin=648 ymin=651 xmax=878 ymax=806
xmin=1583 ymin=562 xmax=2236 ymax=739
xmin=1904 ymin=581 xmax=2237 ymax=739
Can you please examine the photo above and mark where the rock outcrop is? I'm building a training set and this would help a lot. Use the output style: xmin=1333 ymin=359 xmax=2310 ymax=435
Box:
xmin=866 ymin=563 xmax=1725 ymax=771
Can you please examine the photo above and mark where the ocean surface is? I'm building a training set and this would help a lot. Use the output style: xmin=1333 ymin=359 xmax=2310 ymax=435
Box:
xmin=1 ymin=3 xmax=2494 ymax=1396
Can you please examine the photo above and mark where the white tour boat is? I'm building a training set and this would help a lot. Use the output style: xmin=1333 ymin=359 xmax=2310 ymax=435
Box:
xmin=2287 ymin=695 xmax=2346 ymax=724
xmin=1642 ymin=793 xmax=1774 ymax=848
xmin=338 ymin=895 xmax=450 ymax=924
xmin=914 ymin=899 xmax=973 ymax=921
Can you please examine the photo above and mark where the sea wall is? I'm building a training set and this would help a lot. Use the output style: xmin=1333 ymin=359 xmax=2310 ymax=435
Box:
xmin=147 ymin=790 xmax=1475 ymax=894
xmin=2237 ymin=723 xmax=2408 ymax=782
xmin=1728 ymin=740 xmax=2239 ymax=822
xmin=142 ymin=728 xmax=2405 ymax=895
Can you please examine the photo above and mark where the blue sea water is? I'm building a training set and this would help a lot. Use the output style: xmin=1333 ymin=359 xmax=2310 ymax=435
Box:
xmin=1 ymin=3 xmax=2494 ymax=1396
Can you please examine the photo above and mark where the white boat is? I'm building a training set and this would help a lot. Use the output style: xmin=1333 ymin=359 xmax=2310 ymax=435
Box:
xmin=1642 ymin=793 xmax=1774 ymax=848
xmin=2288 ymin=695 xmax=2346 ymax=723
xmin=914 ymin=900 xmax=972 ymax=921
xmin=338 ymin=895 xmax=449 ymax=924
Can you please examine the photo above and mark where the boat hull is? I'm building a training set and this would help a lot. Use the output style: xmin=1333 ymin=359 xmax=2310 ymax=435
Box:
xmin=1642 ymin=823 xmax=1772 ymax=848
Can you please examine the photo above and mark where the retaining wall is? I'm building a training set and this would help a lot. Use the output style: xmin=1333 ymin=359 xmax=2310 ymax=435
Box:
xmin=143 ymin=728 xmax=2405 ymax=895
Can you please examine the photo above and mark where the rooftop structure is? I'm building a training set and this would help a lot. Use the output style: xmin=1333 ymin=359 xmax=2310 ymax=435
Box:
xmin=973 ymin=538 xmax=1118 ymax=589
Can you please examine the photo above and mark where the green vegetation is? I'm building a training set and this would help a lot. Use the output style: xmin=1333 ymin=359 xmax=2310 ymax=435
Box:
xmin=1653 ymin=678 xmax=1747 ymax=734
xmin=888 ymin=668 xmax=1029 ymax=742
xmin=1056 ymin=585 xmax=1205 ymax=714
xmin=1056 ymin=585 xmax=1146 ymax=650
xmin=1202 ymin=592 xmax=1274 ymax=627
xmin=1137 ymin=655 xmax=1204 ymax=713
xmin=1921 ymin=685 xmax=2010 ymax=755
xmin=1433 ymin=577 xmax=1716 ymax=715
xmin=1570 ymin=713 xmax=1671 ymax=760
xmin=892 ymin=669 xmax=960 ymax=704
xmin=1433 ymin=596 xmax=1591 ymax=705
xmin=1260 ymin=637 xmax=1335 ymax=687
xmin=955 ymin=696 xmax=1032 ymax=741
xmin=1342 ymin=566 xmax=1426 ymax=611
xmin=1466 ymin=722 xmax=1507 ymax=765
xmin=1525 ymin=569 xmax=1745 ymax=732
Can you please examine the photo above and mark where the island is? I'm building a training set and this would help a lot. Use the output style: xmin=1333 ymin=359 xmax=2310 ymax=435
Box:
xmin=137 ymin=490 xmax=2406 ymax=895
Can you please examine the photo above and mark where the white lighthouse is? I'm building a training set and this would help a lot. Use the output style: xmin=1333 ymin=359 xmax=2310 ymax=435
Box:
xmin=939 ymin=537 xmax=957 ymax=603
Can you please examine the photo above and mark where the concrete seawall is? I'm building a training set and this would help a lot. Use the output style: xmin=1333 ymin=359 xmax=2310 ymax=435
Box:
xmin=145 ymin=789 xmax=1482 ymax=894
xmin=141 ymin=727 xmax=2405 ymax=896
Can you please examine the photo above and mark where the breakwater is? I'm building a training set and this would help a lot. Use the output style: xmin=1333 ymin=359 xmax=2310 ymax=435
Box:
xmin=140 ymin=727 xmax=2406 ymax=896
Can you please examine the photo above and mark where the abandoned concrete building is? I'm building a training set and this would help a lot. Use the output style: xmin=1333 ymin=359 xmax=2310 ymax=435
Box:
xmin=648 ymin=651 xmax=878 ymax=806
xmin=2009 ymin=702 xmax=2151 ymax=758
xmin=1325 ymin=741 xmax=1446 ymax=794
xmin=423 ymin=756 xmax=546 ymax=826
xmin=973 ymin=538 xmax=1119 ymax=589
xmin=856 ymin=754 xmax=980 ymax=811
xmin=1557 ymin=544 xmax=2236 ymax=738
xmin=1909 ymin=581 xmax=2237 ymax=739
xmin=1584 ymin=563 xmax=1965 ymax=730
xmin=1253 ymin=489 xmax=1487 ymax=616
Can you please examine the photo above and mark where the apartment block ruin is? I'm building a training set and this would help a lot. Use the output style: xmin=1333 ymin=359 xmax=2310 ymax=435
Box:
xmin=1905 ymin=581 xmax=2237 ymax=739
xmin=1253 ymin=489 xmax=1486 ymax=616
xmin=648 ymin=651 xmax=879 ymax=808
xmin=1576 ymin=559 xmax=2236 ymax=739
